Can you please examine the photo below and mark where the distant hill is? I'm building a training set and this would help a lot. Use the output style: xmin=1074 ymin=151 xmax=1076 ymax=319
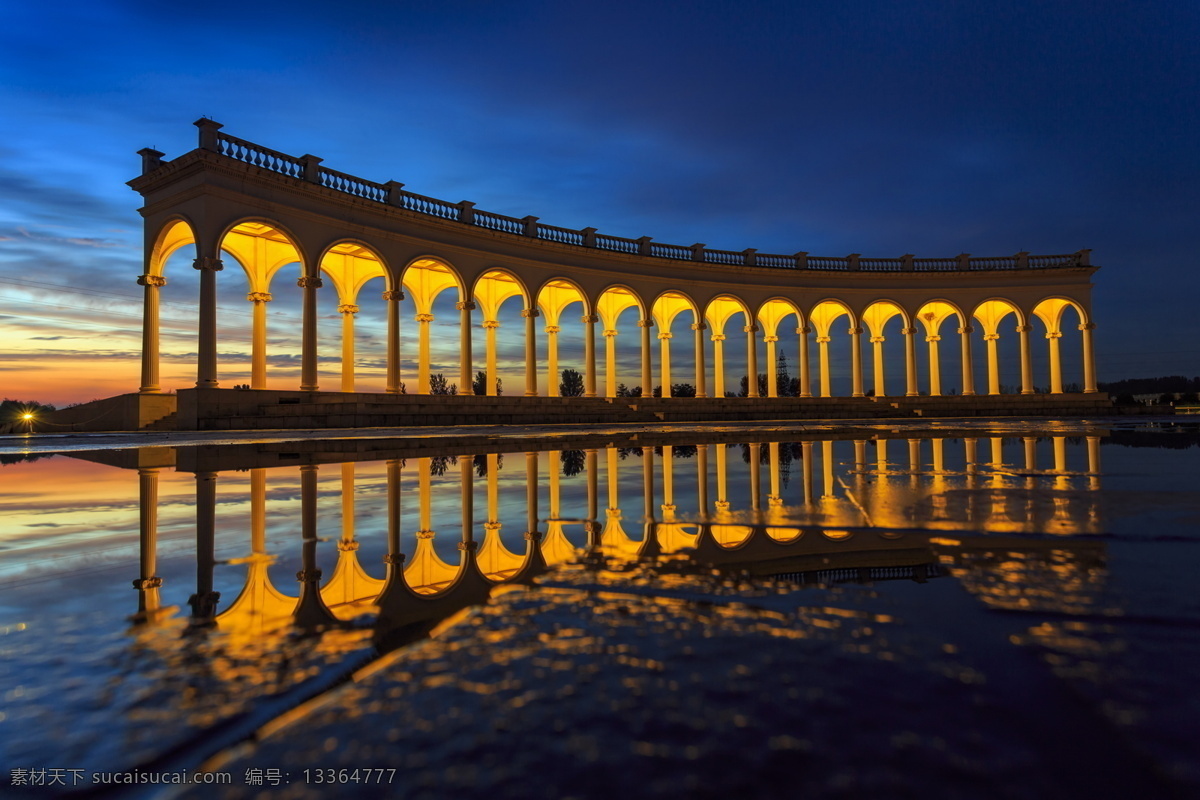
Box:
xmin=1098 ymin=376 xmax=1200 ymax=395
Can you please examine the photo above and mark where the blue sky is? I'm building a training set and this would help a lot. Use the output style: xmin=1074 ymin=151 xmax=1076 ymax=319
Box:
xmin=2 ymin=0 xmax=1197 ymax=404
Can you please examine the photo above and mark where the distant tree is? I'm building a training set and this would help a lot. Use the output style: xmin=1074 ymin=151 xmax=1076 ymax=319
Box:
xmin=560 ymin=449 xmax=586 ymax=476
xmin=429 ymin=454 xmax=458 ymax=475
xmin=617 ymin=384 xmax=642 ymax=397
xmin=1180 ymin=392 xmax=1199 ymax=404
xmin=737 ymin=374 xmax=770 ymax=397
xmin=652 ymin=385 xmax=662 ymax=397
xmin=1158 ymin=392 xmax=1176 ymax=405
xmin=1063 ymin=382 xmax=1082 ymax=393
xmin=671 ymin=382 xmax=696 ymax=397
xmin=470 ymin=371 xmax=502 ymax=396
xmin=559 ymin=369 xmax=585 ymax=397
xmin=429 ymin=374 xmax=458 ymax=395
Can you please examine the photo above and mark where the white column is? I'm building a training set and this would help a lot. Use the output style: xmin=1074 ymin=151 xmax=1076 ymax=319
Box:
xmin=849 ymin=325 xmax=864 ymax=397
xmin=604 ymin=329 xmax=618 ymax=397
xmin=744 ymin=324 xmax=759 ymax=397
xmin=416 ymin=312 xmax=434 ymax=394
xmin=639 ymin=318 xmax=654 ymax=394
xmin=926 ymin=333 xmax=942 ymax=396
xmin=339 ymin=303 xmax=358 ymax=392
xmin=484 ymin=320 xmax=500 ymax=396
xmin=817 ymin=335 xmax=832 ymax=397
xmin=984 ymin=333 xmax=1001 ymax=395
xmin=458 ymin=300 xmax=475 ymax=395
xmin=797 ymin=325 xmax=812 ymax=398
xmin=1047 ymin=331 xmax=1064 ymax=393
xmin=523 ymin=307 xmax=539 ymax=396
xmin=195 ymin=257 xmax=223 ymax=389
xmin=1080 ymin=322 xmax=1097 ymax=393
xmin=248 ymin=291 xmax=272 ymax=390
xmin=1017 ymin=323 xmax=1034 ymax=394
xmin=870 ymin=334 xmax=886 ymax=397
xmin=764 ymin=335 xmax=779 ymax=397
xmin=692 ymin=322 xmax=708 ymax=397
xmin=545 ymin=324 xmax=560 ymax=396
xmin=658 ymin=331 xmax=673 ymax=396
xmin=138 ymin=273 xmax=167 ymax=393
xmin=583 ymin=313 xmax=598 ymax=397
xmin=298 ymin=272 xmax=321 ymax=391
xmin=903 ymin=326 xmax=918 ymax=396
xmin=959 ymin=324 xmax=975 ymax=396
xmin=712 ymin=333 xmax=726 ymax=396
xmin=383 ymin=289 xmax=403 ymax=394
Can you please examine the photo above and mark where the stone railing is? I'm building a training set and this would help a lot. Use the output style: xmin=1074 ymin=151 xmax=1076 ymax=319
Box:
xmin=182 ymin=119 xmax=1091 ymax=272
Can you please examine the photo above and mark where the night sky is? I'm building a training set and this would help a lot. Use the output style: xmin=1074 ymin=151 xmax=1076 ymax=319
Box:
xmin=2 ymin=0 xmax=1197 ymax=405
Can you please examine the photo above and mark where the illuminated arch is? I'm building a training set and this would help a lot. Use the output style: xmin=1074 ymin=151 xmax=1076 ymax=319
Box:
xmin=536 ymin=278 xmax=591 ymax=396
xmin=861 ymin=300 xmax=908 ymax=398
xmin=756 ymin=297 xmax=803 ymax=397
xmin=401 ymin=257 xmax=465 ymax=394
xmin=971 ymin=298 xmax=1024 ymax=395
xmin=808 ymin=299 xmax=859 ymax=398
xmin=147 ymin=217 xmax=197 ymax=276
xmin=1032 ymin=296 xmax=1092 ymax=394
xmin=914 ymin=299 xmax=968 ymax=397
xmin=651 ymin=290 xmax=701 ymax=397
xmin=595 ymin=285 xmax=646 ymax=397
xmin=705 ymin=294 xmax=756 ymax=397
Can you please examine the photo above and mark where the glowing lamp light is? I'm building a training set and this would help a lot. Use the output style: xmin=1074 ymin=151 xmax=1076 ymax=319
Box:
xmin=22 ymin=413 xmax=33 ymax=421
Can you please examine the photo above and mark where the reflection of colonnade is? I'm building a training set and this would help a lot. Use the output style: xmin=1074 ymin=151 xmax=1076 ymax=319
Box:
xmin=131 ymin=122 xmax=1100 ymax=402
xmin=130 ymin=434 xmax=1104 ymax=628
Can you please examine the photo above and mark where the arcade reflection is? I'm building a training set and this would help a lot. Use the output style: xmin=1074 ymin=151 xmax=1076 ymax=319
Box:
xmin=111 ymin=430 xmax=1105 ymax=638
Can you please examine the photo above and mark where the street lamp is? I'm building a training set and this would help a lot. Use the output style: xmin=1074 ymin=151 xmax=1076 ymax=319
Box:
xmin=21 ymin=412 xmax=34 ymax=434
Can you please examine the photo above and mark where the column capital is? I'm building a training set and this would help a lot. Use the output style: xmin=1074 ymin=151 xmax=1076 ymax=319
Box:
xmin=521 ymin=307 xmax=540 ymax=318
xmin=382 ymin=289 xmax=405 ymax=301
xmin=957 ymin=325 xmax=974 ymax=335
xmin=691 ymin=322 xmax=708 ymax=331
xmin=416 ymin=529 xmax=436 ymax=539
xmin=337 ymin=539 xmax=360 ymax=552
xmin=457 ymin=541 xmax=478 ymax=553
xmin=383 ymin=552 xmax=406 ymax=566
xmin=483 ymin=319 xmax=501 ymax=329
xmin=247 ymin=291 xmax=273 ymax=303
xmin=1015 ymin=324 xmax=1032 ymax=333
xmin=545 ymin=325 xmax=561 ymax=334
xmin=816 ymin=335 xmax=832 ymax=344
xmin=657 ymin=331 xmax=674 ymax=340
xmin=796 ymin=325 xmax=812 ymax=335
xmin=603 ymin=328 xmax=619 ymax=337
xmin=295 ymin=568 xmax=323 ymax=583
xmin=131 ymin=576 xmax=163 ymax=590
xmin=743 ymin=324 xmax=759 ymax=333
xmin=338 ymin=303 xmax=359 ymax=315
xmin=763 ymin=335 xmax=780 ymax=343
xmin=983 ymin=332 xmax=1000 ymax=341
xmin=483 ymin=521 xmax=503 ymax=532
xmin=848 ymin=326 xmax=864 ymax=335
xmin=638 ymin=318 xmax=655 ymax=328
xmin=137 ymin=274 xmax=167 ymax=287
xmin=192 ymin=257 xmax=223 ymax=272
xmin=1046 ymin=331 xmax=1063 ymax=339
xmin=901 ymin=327 xmax=917 ymax=335
xmin=925 ymin=334 xmax=941 ymax=343
xmin=297 ymin=275 xmax=323 ymax=289
xmin=581 ymin=313 xmax=599 ymax=324
xmin=1079 ymin=322 xmax=1097 ymax=331
xmin=456 ymin=300 xmax=477 ymax=311
xmin=870 ymin=335 xmax=886 ymax=343
xmin=415 ymin=313 xmax=435 ymax=323
xmin=711 ymin=333 xmax=727 ymax=342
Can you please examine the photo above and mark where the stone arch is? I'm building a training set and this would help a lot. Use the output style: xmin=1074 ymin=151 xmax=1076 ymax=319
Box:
xmin=147 ymin=216 xmax=198 ymax=276
xmin=914 ymin=298 xmax=969 ymax=397
xmin=971 ymin=298 xmax=1025 ymax=395
xmin=401 ymin=257 xmax=466 ymax=395
xmin=1032 ymin=296 xmax=1093 ymax=394
xmin=860 ymin=300 xmax=908 ymax=398
xmin=317 ymin=241 xmax=391 ymax=393
xmin=537 ymin=278 xmax=592 ymax=397
xmin=596 ymin=285 xmax=647 ymax=397
xmin=705 ymin=294 xmax=756 ymax=397
xmin=472 ymin=268 xmax=532 ymax=397
xmin=808 ymin=299 xmax=859 ymax=398
xmin=756 ymin=297 xmax=804 ymax=397
xmin=650 ymin=290 xmax=701 ymax=398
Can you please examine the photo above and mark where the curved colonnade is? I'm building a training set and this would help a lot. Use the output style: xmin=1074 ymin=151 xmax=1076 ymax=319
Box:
xmin=130 ymin=121 xmax=1100 ymax=404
